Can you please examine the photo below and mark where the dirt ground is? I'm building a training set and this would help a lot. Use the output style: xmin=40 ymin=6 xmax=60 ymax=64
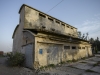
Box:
xmin=0 ymin=57 xmax=36 ymax=75
xmin=0 ymin=55 xmax=100 ymax=75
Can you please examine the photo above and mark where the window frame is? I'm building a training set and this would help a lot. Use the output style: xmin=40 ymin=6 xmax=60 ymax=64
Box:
xmin=72 ymin=46 xmax=76 ymax=50
xmin=64 ymin=46 xmax=70 ymax=50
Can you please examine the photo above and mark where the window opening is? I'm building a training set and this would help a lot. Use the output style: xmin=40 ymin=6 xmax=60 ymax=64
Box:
xmin=48 ymin=17 xmax=53 ymax=22
xmin=64 ymin=46 xmax=70 ymax=49
xmin=72 ymin=46 xmax=76 ymax=49
xmin=39 ymin=13 xmax=46 ymax=18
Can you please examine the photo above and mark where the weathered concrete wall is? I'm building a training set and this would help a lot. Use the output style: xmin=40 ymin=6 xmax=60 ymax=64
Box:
xmin=24 ymin=6 xmax=78 ymax=38
xmin=13 ymin=7 xmax=25 ymax=53
xmin=37 ymin=43 xmax=63 ymax=66
xmin=23 ymin=31 xmax=35 ymax=45
xmin=21 ymin=31 xmax=35 ymax=54
xmin=34 ymin=33 xmax=92 ymax=66
xmin=87 ymin=47 xmax=92 ymax=56
xmin=18 ymin=31 xmax=35 ymax=69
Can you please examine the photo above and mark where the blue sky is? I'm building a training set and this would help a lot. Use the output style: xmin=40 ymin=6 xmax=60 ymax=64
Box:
xmin=0 ymin=0 xmax=100 ymax=52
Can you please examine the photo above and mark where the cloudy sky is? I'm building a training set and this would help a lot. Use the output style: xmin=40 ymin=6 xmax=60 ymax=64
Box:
xmin=0 ymin=0 xmax=100 ymax=52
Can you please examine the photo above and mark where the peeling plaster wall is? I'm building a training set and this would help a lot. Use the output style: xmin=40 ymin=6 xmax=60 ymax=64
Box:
xmin=21 ymin=31 xmax=35 ymax=54
xmin=23 ymin=31 xmax=35 ymax=45
xmin=36 ymin=43 xmax=63 ymax=66
xmin=13 ymin=7 xmax=25 ymax=53
xmin=22 ymin=31 xmax=35 ymax=69
xmin=35 ymin=33 xmax=92 ymax=66
xmin=24 ymin=6 xmax=78 ymax=37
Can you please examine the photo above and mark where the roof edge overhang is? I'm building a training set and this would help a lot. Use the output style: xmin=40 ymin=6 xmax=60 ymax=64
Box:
xmin=25 ymin=29 xmax=89 ymax=43
xmin=23 ymin=30 xmax=36 ymax=36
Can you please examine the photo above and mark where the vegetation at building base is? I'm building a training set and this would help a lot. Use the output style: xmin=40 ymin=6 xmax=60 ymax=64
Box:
xmin=85 ymin=69 xmax=96 ymax=73
xmin=59 ymin=61 xmax=66 ymax=64
xmin=39 ymin=64 xmax=55 ymax=70
xmin=39 ymin=58 xmax=85 ymax=70
xmin=7 ymin=52 xmax=25 ymax=67
xmin=93 ymin=61 xmax=100 ymax=67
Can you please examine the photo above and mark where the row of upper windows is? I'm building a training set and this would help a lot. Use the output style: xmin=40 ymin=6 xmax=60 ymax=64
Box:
xmin=64 ymin=46 xmax=85 ymax=50
xmin=39 ymin=13 xmax=75 ymax=29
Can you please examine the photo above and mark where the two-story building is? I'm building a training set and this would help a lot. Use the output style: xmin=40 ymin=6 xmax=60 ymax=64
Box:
xmin=12 ymin=4 xmax=92 ymax=69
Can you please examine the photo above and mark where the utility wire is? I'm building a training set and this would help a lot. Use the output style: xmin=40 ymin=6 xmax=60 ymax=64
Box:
xmin=47 ymin=0 xmax=64 ymax=13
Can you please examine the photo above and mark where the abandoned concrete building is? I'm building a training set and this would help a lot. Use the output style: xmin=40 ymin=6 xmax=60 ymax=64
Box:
xmin=12 ymin=4 xmax=92 ymax=69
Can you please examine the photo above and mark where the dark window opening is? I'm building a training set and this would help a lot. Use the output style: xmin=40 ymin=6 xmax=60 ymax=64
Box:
xmin=62 ymin=23 xmax=65 ymax=26
xmin=78 ymin=47 xmax=81 ymax=49
xmin=39 ymin=13 xmax=46 ymax=18
xmin=68 ymin=33 xmax=71 ymax=35
xmin=56 ymin=20 xmax=60 ymax=24
xmin=72 ymin=46 xmax=76 ymax=49
xmin=48 ymin=17 xmax=53 ymax=22
xmin=71 ymin=28 xmax=73 ymax=29
xmin=42 ymin=25 xmax=46 ymax=28
xmin=64 ymin=46 xmax=70 ymax=49
xmin=82 ymin=47 xmax=85 ymax=49
xmin=51 ymin=28 xmax=55 ymax=31
xmin=67 ymin=26 xmax=69 ymax=28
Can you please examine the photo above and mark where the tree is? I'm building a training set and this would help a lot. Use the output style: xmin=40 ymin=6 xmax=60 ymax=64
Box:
xmin=78 ymin=31 xmax=82 ymax=39
xmin=89 ymin=38 xmax=94 ymax=44
xmin=89 ymin=37 xmax=100 ymax=54
xmin=95 ymin=37 xmax=100 ymax=52
xmin=82 ymin=33 xmax=85 ymax=39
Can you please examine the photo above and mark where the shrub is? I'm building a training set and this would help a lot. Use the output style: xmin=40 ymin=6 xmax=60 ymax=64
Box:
xmin=48 ymin=64 xmax=55 ymax=67
xmin=7 ymin=52 xmax=25 ymax=66
xmin=72 ymin=59 xmax=77 ymax=62
xmin=59 ymin=61 xmax=66 ymax=64
xmin=39 ymin=64 xmax=55 ymax=70
xmin=67 ymin=60 xmax=72 ymax=63
xmin=40 ymin=66 xmax=44 ymax=70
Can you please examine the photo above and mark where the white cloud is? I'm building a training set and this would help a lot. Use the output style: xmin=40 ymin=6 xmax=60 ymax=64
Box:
xmin=77 ymin=14 xmax=100 ymax=39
